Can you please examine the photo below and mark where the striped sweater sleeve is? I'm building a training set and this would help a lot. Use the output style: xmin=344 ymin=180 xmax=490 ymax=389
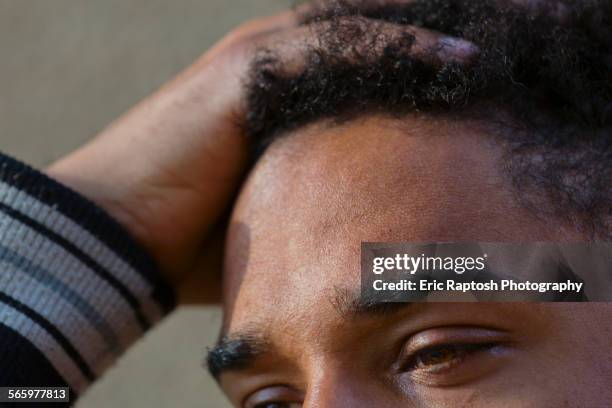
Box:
xmin=0 ymin=153 xmax=176 ymax=403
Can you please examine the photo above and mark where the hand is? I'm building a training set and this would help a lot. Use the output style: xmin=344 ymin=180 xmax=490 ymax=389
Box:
xmin=46 ymin=6 xmax=476 ymax=303
xmin=46 ymin=10 xmax=304 ymax=302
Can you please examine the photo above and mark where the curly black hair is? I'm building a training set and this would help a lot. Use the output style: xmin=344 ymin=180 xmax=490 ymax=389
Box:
xmin=244 ymin=0 xmax=611 ymax=238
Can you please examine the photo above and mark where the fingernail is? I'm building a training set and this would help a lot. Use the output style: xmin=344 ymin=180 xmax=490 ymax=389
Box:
xmin=437 ymin=37 xmax=479 ymax=61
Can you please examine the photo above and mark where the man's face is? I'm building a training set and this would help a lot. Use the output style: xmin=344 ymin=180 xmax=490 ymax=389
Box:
xmin=218 ymin=115 xmax=611 ymax=407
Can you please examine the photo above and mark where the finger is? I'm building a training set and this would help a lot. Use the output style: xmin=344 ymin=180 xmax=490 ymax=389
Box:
xmin=232 ymin=1 xmax=316 ymax=37
xmin=208 ymin=8 xmax=308 ymax=55
xmin=234 ymin=10 xmax=301 ymax=38
xmin=253 ymin=15 xmax=478 ymax=73
xmin=187 ymin=10 xmax=295 ymax=75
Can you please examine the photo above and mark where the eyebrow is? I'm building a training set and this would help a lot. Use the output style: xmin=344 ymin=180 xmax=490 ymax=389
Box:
xmin=207 ymin=290 xmax=419 ymax=380
xmin=206 ymin=333 xmax=269 ymax=380
xmin=330 ymin=286 xmax=419 ymax=318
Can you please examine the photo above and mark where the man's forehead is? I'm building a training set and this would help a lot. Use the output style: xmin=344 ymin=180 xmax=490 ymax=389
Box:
xmin=225 ymin=118 xmax=475 ymax=316
xmin=222 ymin=114 xmax=577 ymax=330
xmin=231 ymin=115 xmax=507 ymax=234
xmin=227 ymin=115 xmax=510 ymax=252
xmin=222 ymin=232 xmax=364 ymax=334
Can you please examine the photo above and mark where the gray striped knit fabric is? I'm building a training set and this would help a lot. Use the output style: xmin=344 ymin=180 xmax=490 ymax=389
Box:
xmin=0 ymin=153 xmax=176 ymax=404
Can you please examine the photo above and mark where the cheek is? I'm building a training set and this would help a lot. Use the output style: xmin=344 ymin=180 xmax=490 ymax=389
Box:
xmin=551 ymin=305 xmax=612 ymax=393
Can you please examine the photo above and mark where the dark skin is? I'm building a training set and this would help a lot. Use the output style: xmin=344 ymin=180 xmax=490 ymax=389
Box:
xmin=218 ymin=115 xmax=611 ymax=407
xmin=40 ymin=1 xmax=609 ymax=405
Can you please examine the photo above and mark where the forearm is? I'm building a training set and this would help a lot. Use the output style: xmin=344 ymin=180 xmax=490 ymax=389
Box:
xmin=0 ymin=153 xmax=175 ymax=403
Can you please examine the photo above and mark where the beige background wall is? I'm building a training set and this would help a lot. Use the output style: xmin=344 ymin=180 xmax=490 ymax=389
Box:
xmin=0 ymin=1 xmax=286 ymax=406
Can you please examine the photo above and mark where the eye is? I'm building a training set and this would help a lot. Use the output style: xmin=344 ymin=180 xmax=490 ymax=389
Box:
xmin=244 ymin=386 xmax=302 ymax=408
xmin=403 ymin=343 xmax=496 ymax=373
xmin=395 ymin=327 xmax=511 ymax=386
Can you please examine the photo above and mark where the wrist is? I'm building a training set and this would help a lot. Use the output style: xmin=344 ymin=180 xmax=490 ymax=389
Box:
xmin=45 ymin=156 xmax=185 ymax=287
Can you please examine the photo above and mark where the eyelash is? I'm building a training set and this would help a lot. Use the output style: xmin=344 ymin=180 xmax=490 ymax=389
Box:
xmin=400 ymin=342 xmax=497 ymax=374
